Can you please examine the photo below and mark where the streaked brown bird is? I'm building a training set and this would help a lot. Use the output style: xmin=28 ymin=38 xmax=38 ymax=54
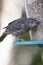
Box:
xmin=0 ymin=18 xmax=42 ymax=42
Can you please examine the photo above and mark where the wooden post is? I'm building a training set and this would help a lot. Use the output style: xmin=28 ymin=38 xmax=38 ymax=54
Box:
xmin=25 ymin=0 xmax=43 ymax=40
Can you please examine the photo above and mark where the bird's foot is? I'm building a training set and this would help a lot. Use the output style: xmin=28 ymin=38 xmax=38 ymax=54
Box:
xmin=16 ymin=37 xmax=24 ymax=42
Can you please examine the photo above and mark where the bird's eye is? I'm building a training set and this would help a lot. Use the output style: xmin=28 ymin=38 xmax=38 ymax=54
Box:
xmin=31 ymin=21 xmax=33 ymax=23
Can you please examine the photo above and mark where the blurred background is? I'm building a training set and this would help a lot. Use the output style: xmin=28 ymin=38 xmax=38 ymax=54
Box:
xmin=0 ymin=0 xmax=43 ymax=65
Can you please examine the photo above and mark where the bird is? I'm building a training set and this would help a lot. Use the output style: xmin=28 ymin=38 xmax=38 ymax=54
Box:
xmin=0 ymin=18 xmax=42 ymax=42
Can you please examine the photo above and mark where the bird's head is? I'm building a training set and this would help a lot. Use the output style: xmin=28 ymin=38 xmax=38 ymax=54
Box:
xmin=26 ymin=18 xmax=40 ymax=30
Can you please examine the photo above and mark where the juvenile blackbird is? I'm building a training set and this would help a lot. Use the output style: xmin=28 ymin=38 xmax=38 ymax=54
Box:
xmin=0 ymin=18 xmax=41 ymax=42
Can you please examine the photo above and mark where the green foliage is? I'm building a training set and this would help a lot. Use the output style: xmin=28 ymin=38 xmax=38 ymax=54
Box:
xmin=20 ymin=32 xmax=30 ymax=41
xmin=31 ymin=51 xmax=42 ymax=65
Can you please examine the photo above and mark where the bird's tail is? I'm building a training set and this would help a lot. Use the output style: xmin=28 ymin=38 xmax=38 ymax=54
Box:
xmin=0 ymin=32 xmax=7 ymax=42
